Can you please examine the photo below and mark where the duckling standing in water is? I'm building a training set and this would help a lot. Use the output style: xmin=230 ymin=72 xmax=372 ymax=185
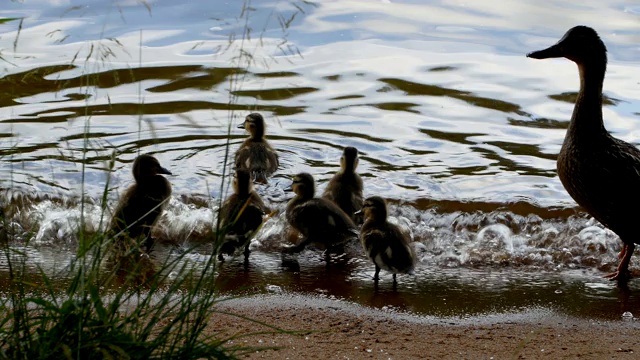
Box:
xmin=359 ymin=196 xmax=416 ymax=285
xmin=284 ymin=172 xmax=358 ymax=261
xmin=528 ymin=26 xmax=640 ymax=282
xmin=110 ymin=154 xmax=172 ymax=253
xmin=235 ymin=113 xmax=279 ymax=184
xmin=322 ymin=147 xmax=364 ymax=224
xmin=218 ymin=168 xmax=270 ymax=262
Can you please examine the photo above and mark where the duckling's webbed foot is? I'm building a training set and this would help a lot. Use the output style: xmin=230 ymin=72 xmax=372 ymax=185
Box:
xmin=282 ymin=236 xmax=313 ymax=254
xmin=282 ymin=243 xmax=306 ymax=254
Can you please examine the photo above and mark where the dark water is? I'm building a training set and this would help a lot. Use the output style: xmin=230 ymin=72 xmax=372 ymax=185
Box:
xmin=2 ymin=1 xmax=640 ymax=321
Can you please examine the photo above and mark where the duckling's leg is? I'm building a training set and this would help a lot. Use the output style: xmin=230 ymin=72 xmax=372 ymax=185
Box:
xmin=392 ymin=273 xmax=397 ymax=284
xmin=324 ymin=250 xmax=331 ymax=264
xmin=243 ymin=243 xmax=251 ymax=261
xmin=605 ymin=242 xmax=634 ymax=281
xmin=373 ymin=265 xmax=380 ymax=282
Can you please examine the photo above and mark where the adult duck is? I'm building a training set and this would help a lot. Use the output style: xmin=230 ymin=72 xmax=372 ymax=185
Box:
xmin=322 ymin=146 xmax=364 ymax=224
xmin=218 ymin=168 xmax=271 ymax=262
xmin=528 ymin=26 xmax=640 ymax=281
xmin=110 ymin=154 xmax=172 ymax=253
xmin=235 ymin=113 xmax=279 ymax=184
xmin=284 ymin=172 xmax=358 ymax=261
xmin=359 ymin=196 xmax=416 ymax=285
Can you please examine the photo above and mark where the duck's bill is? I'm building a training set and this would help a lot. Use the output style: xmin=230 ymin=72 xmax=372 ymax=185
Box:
xmin=159 ymin=167 xmax=173 ymax=175
xmin=527 ymin=44 xmax=562 ymax=59
xmin=237 ymin=123 xmax=245 ymax=129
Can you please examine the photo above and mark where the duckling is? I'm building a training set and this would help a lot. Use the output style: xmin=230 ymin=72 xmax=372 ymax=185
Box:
xmin=218 ymin=168 xmax=270 ymax=262
xmin=235 ymin=112 xmax=279 ymax=184
xmin=359 ymin=196 xmax=416 ymax=285
xmin=110 ymin=154 xmax=172 ymax=253
xmin=284 ymin=172 xmax=358 ymax=261
xmin=528 ymin=26 xmax=640 ymax=282
xmin=322 ymin=146 xmax=364 ymax=224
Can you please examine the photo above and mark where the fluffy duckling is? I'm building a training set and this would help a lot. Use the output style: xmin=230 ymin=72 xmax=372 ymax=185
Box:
xmin=218 ymin=168 xmax=270 ymax=262
xmin=284 ymin=172 xmax=358 ymax=260
xmin=110 ymin=154 xmax=172 ymax=252
xmin=528 ymin=26 xmax=640 ymax=282
xmin=359 ymin=196 xmax=416 ymax=284
xmin=235 ymin=113 xmax=279 ymax=184
xmin=322 ymin=146 xmax=364 ymax=224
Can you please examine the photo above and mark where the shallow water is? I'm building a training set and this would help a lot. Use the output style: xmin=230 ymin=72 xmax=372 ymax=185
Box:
xmin=2 ymin=0 xmax=640 ymax=321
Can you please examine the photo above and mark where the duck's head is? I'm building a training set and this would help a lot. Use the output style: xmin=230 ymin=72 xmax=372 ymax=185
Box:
xmin=233 ymin=168 xmax=253 ymax=196
xmin=341 ymin=146 xmax=359 ymax=173
xmin=362 ymin=196 xmax=387 ymax=221
xmin=291 ymin=172 xmax=315 ymax=199
xmin=133 ymin=154 xmax=172 ymax=182
xmin=527 ymin=26 xmax=607 ymax=65
xmin=238 ymin=113 xmax=266 ymax=139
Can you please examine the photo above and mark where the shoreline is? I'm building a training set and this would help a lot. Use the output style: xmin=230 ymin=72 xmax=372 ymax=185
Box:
xmin=207 ymin=293 xmax=640 ymax=359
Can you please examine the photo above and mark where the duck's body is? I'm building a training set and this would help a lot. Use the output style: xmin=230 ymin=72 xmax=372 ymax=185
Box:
xmin=235 ymin=113 xmax=279 ymax=184
xmin=360 ymin=196 xmax=416 ymax=284
xmin=528 ymin=26 xmax=640 ymax=282
xmin=284 ymin=173 xmax=358 ymax=260
xmin=322 ymin=147 xmax=364 ymax=223
xmin=218 ymin=169 xmax=270 ymax=261
xmin=110 ymin=154 xmax=172 ymax=252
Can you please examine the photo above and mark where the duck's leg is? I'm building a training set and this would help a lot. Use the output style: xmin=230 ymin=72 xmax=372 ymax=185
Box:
xmin=373 ymin=265 xmax=380 ymax=281
xmin=217 ymin=253 xmax=224 ymax=262
xmin=392 ymin=273 xmax=397 ymax=285
xmin=604 ymin=242 xmax=634 ymax=281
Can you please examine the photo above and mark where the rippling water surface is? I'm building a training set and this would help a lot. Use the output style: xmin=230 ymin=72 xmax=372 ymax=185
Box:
xmin=2 ymin=0 xmax=640 ymax=321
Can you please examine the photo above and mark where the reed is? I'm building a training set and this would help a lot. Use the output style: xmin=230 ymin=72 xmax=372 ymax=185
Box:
xmin=0 ymin=1 xmax=307 ymax=358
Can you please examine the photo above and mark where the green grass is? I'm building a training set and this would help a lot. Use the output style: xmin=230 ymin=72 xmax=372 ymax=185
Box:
xmin=0 ymin=1 xmax=309 ymax=358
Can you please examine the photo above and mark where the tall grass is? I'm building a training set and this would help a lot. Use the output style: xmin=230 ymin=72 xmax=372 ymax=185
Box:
xmin=0 ymin=1 xmax=308 ymax=358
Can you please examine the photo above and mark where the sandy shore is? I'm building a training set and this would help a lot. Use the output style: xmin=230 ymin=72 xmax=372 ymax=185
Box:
xmin=206 ymin=293 xmax=640 ymax=359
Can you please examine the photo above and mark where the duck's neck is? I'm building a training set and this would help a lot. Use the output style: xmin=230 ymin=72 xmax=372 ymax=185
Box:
xmin=568 ymin=61 xmax=606 ymax=139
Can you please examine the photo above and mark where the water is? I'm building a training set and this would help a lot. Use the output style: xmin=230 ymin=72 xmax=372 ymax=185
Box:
xmin=2 ymin=0 xmax=640 ymax=321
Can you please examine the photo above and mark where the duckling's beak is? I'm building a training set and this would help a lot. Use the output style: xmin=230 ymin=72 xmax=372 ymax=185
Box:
xmin=527 ymin=43 xmax=563 ymax=59
xmin=237 ymin=123 xmax=245 ymax=129
xmin=158 ymin=166 xmax=172 ymax=175
xmin=284 ymin=185 xmax=293 ymax=192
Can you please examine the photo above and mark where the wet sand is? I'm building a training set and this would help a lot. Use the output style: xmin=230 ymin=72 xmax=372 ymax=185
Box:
xmin=208 ymin=293 xmax=640 ymax=359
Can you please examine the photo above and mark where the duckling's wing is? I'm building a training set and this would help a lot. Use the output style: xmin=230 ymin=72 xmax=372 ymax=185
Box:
xmin=298 ymin=199 xmax=356 ymax=231
xmin=111 ymin=186 xmax=159 ymax=239
xmin=250 ymin=192 xmax=271 ymax=214
xmin=234 ymin=146 xmax=251 ymax=170
xmin=362 ymin=225 xmax=415 ymax=274
xmin=266 ymin=145 xmax=279 ymax=172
